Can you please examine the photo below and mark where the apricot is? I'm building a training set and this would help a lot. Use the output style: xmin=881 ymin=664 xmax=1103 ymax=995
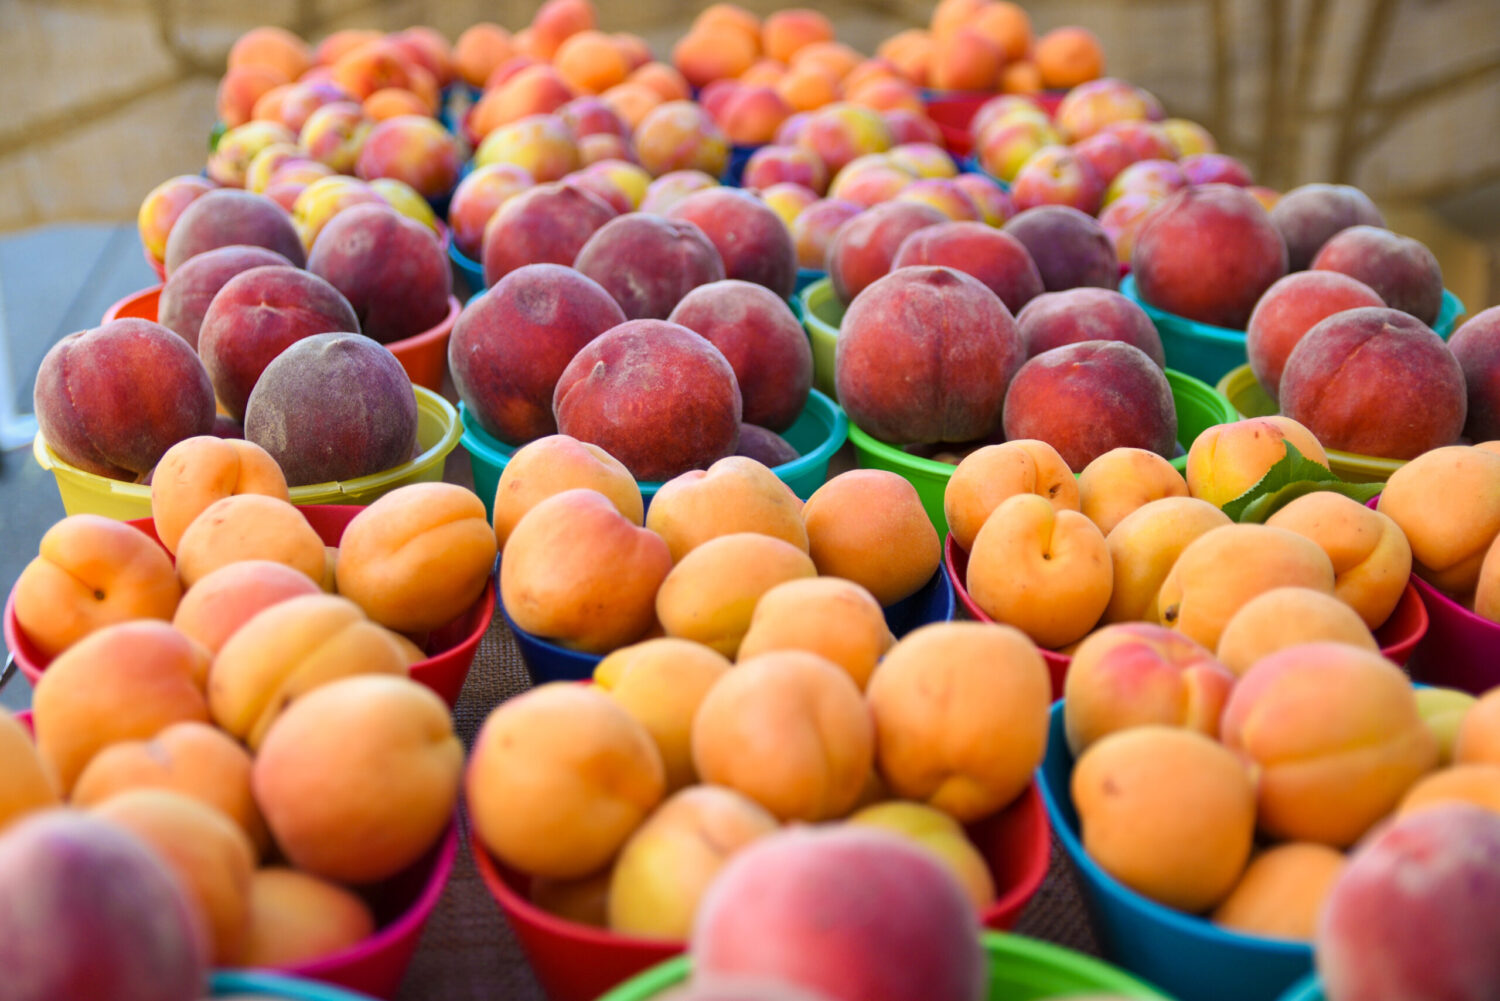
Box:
xmin=1156 ymin=524 xmax=1337 ymax=651
xmin=32 ymin=622 xmax=210 ymax=795
xmin=0 ymin=711 xmax=57 ymax=831
xmin=968 ymin=494 xmax=1113 ymax=650
xmin=150 ymin=437 xmax=288 ymax=555
xmin=1073 ymin=726 xmax=1256 ymax=912
xmin=13 ymin=514 xmax=181 ymax=661
xmin=173 ymin=494 xmax=324 ymax=590
xmin=253 ymin=675 xmax=462 ymax=884
xmin=1184 ymin=416 xmax=1329 ymax=508
xmin=738 ymin=577 xmax=894 ymax=690
xmin=91 ymin=789 xmax=256 ymax=964
xmin=693 ymin=650 xmax=873 ymax=822
xmin=1221 ymin=642 xmax=1437 ymax=846
xmin=944 ymin=441 xmax=1080 ymax=554
xmin=1078 ymin=448 xmax=1189 ymax=537
xmin=646 ymin=457 xmax=808 ymax=563
xmin=1103 ymin=496 xmax=1232 ymax=624
xmin=594 ymin=639 xmax=730 ymax=793
xmin=802 ymin=470 xmax=941 ymax=607
xmin=454 ymin=23 xmax=513 ymax=88
xmin=529 ymin=871 xmax=611 ymax=928
xmin=1211 ymin=843 xmax=1346 ymax=941
xmin=1063 ymin=623 xmax=1236 ymax=755
xmin=1266 ymin=491 xmax=1412 ymax=629
xmin=762 ymin=10 xmax=833 ymax=63
xmin=656 ymin=532 xmax=816 ymax=658
xmin=334 ymin=483 xmax=496 ymax=635
xmin=492 ymin=437 xmax=642 ymax=552
xmin=1455 ymin=689 xmax=1500 ymax=766
xmin=501 ymin=488 xmax=672 ymax=654
xmin=170 ymin=560 xmax=321 ymax=658
xmin=1215 ymin=587 xmax=1378 ymax=677
xmin=1398 ymin=764 xmax=1500 ymax=817
xmin=608 ymin=785 xmax=779 ymax=938
xmin=867 ymin=622 xmax=1049 ymax=821
xmin=555 ymin=30 xmax=629 ymax=94
xmin=468 ymin=682 xmax=665 ymax=878
xmin=1035 ymin=27 xmax=1105 ymax=90
xmin=1377 ymin=445 xmax=1500 ymax=598
xmin=238 ymin=868 xmax=375 ymax=966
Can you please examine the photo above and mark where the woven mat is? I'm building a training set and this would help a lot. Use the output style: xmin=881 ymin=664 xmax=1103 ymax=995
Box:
xmin=392 ymin=615 xmax=1104 ymax=1001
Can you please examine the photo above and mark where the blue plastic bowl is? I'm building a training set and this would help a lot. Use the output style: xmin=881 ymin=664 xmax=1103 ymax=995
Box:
xmin=459 ymin=388 xmax=848 ymax=522
xmin=211 ymin=970 xmax=379 ymax=999
xmin=721 ymin=143 xmax=764 ymax=187
xmin=1278 ymin=975 xmax=1323 ymax=1001
xmin=449 ymin=240 xmax=485 ymax=296
xmin=959 ymin=155 xmax=1009 ymax=188
xmin=503 ymin=564 xmax=956 ymax=686
xmin=1122 ymin=274 xmax=1466 ymax=385
xmin=794 ymin=268 xmax=826 ymax=295
xmin=1036 ymin=704 xmax=1313 ymax=1001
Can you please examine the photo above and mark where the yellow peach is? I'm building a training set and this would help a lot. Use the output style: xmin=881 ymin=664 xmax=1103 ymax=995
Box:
xmin=1185 ymin=416 xmax=1329 ymax=508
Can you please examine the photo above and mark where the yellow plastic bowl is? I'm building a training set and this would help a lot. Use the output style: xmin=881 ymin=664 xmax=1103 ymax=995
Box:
xmin=1215 ymin=363 xmax=1402 ymax=483
xmin=33 ymin=385 xmax=462 ymax=521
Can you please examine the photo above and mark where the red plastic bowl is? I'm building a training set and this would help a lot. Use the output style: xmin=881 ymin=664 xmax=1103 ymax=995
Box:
xmin=922 ymin=89 xmax=1066 ymax=157
xmin=945 ymin=533 xmax=1428 ymax=697
xmin=4 ymin=505 xmax=492 ymax=706
xmin=470 ymin=781 xmax=1050 ymax=1001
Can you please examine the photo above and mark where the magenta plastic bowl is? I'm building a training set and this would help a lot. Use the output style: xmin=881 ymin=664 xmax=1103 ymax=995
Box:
xmin=3 ymin=505 xmax=493 ymax=706
xmin=1404 ymin=574 xmax=1500 ymax=693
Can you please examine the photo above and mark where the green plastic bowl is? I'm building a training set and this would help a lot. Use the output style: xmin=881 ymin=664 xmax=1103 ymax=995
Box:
xmin=798 ymin=276 xmax=843 ymax=398
xmin=596 ymin=931 xmax=1170 ymax=1001
xmin=459 ymin=389 xmax=848 ymax=521
xmin=850 ymin=368 xmax=1238 ymax=534
xmin=1216 ymin=363 xmax=1403 ymax=483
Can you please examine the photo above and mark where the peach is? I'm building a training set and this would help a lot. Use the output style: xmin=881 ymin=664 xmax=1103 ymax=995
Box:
xmin=1399 ymin=765 xmax=1500 ymax=817
xmin=1212 ymin=843 xmax=1346 ymax=941
xmin=208 ymin=593 xmax=410 ymax=748
xmin=329 ymin=39 xmax=414 ymax=101
xmin=629 ymin=61 xmax=691 ymax=102
xmin=207 ymin=121 xmax=297 ymax=189
xmin=1077 ymin=448 xmax=1187 ymax=536
xmin=791 ymin=197 xmax=861 ymax=270
xmin=1269 ymin=182 xmax=1386 ymax=272
xmin=1455 ymin=689 xmax=1500 ymax=766
xmin=1103 ymin=496 xmax=1233 ymax=624
xmin=721 ymin=86 xmax=794 ymax=146
xmin=228 ymin=23 xmax=310 ymax=85
xmin=737 ymin=424 xmax=802 ymax=466
xmin=1098 ymin=191 xmax=1164 ymax=267
xmin=638 ymin=169 xmax=719 ymax=213
xmin=668 ymin=187 xmax=798 ymax=299
xmin=608 ymin=785 xmax=779 ymax=937
xmin=827 ymin=158 xmax=915 ymax=209
xmin=1035 ymin=26 xmax=1105 ymax=89
xmin=796 ymin=102 xmax=895 ymax=177
xmin=32 ymin=621 xmax=210 ymax=795
xmin=1133 ymin=183 xmax=1288 ymax=328
xmin=314 ymin=29 xmax=383 ymax=67
xmin=1104 ymin=159 xmax=1186 ymax=208
xmin=1071 ymin=132 xmax=1137 ymax=188
xmin=501 ymin=488 xmax=672 ymax=652
xmin=1246 ymin=271 xmax=1387 ymax=402
xmin=837 ymin=266 xmax=1022 ymax=445
xmin=1003 ymin=341 xmax=1177 ymax=473
xmin=159 ymin=244 xmax=293 ymax=349
xmin=1312 ymin=225 xmax=1443 ymax=326
xmin=892 ymin=178 xmax=979 ymax=221
xmin=491 ymin=435 xmax=643 ymax=550
xmin=672 ymin=26 xmax=757 ymax=90
xmin=693 ymin=650 xmax=873 ymax=821
xmin=352 ymin=115 xmax=460 ymax=200
xmin=944 ymin=440 xmax=1080 ymax=553
xmin=803 ymin=470 xmax=942 ymax=606
xmin=307 ymin=203 xmax=452 ymax=344
xmin=573 ymin=214 xmax=726 ymax=320
xmin=928 ymin=27 xmax=1001 ymax=92
xmin=558 ymin=96 xmax=628 ymax=140
xmin=763 ymin=9 xmax=833 ymax=63
xmin=254 ymin=674 xmax=461 ymax=884
xmin=655 ymin=532 xmax=816 ymax=657
xmin=977 ymin=117 xmax=1061 ymax=184
xmin=1378 ymin=445 xmax=1500 ymax=597
xmin=0 ymin=810 xmax=208 ymax=1000
xmin=1317 ymin=805 xmax=1500 ymax=1000
xmin=296 ymin=101 xmax=373 ymax=176
xmin=867 ymin=621 xmax=1049 ymax=820
xmin=334 ymin=482 xmax=497 ymax=634
xmin=953 ymin=173 xmax=1015 ymax=227
xmin=600 ymin=82 xmax=666 ymax=131
xmin=789 ymin=41 xmax=861 ymax=82
xmin=454 ymin=23 xmax=513 ymax=87
xmin=173 ymin=494 xmax=325 ymax=589
xmin=884 ymin=144 xmax=956 ymax=182
xmin=1181 ymin=152 xmax=1253 ymax=187
xmin=1063 ymin=623 xmax=1236 ymax=755
xmin=878 ymin=28 xmax=934 ymax=86
xmin=1002 ymin=205 xmax=1118 ymax=292
xmin=846 ymin=77 xmax=924 ymax=116
xmin=1266 ymin=491 xmax=1413 ymax=628
xmin=967 ymin=494 xmax=1112 ymax=649
xmin=288 ymin=175 xmax=385 ymax=250
xmin=846 ymin=801 xmax=995 ymax=911
xmin=583 ymin=159 xmax=652 ymax=208
xmin=1016 ymin=288 xmax=1165 ymax=369
xmin=1449 ymin=307 xmax=1500 ymax=443
xmin=218 ymin=64 xmax=286 ymax=129
xmin=646 ymin=456 xmax=808 ymax=562
xmin=1074 ymin=726 xmax=1256 ymax=911
xmin=1221 ymin=642 xmax=1437 ymax=845
xmin=238 ymin=868 xmax=375 ymax=967
xmin=13 ymin=514 xmax=180 ymax=660
xmin=738 ymin=577 xmax=894 ymax=690
xmin=138 ymin=174 xmax=216 ymax=266
xmin=691 ymin=826 xmax=985 ymax=1001
xmin=239 ymin=142 xmax=306 ymax=197
xmin=256 ymin=79 xmax=350 ymax=136
xmin=1184 ymin=416 xmax=1330 ymax=508
xmin=891 ymin=222 xmax=1042 ymax=315
xmin=1215 ymin=587 xmax=1379 ymax=677
xmin=743 ymin=145 xmax=828 ymax=195
xmin=554 ymin=319 xmax=743 ymax=482
xmin=554 ymin=30 xmax=628 ymax=95
xmin=774 ymin=66 xmax=840 ymax=115
xmin=594 ymin=638 xmax=731 ymax=791
xmin=1474 ymin=531 xmax=1500 ymax=623
xmin=1010 ymin=145 xmax=1106 ymax=216
xmin=471 ymin=65 xmax=577 ymax=139
xmin=468 ymin=682 xmax=664 ymax=878
xmin=760 ymin=182 xmax=818 ymax=228
xmin=1161 ymin=118 xmax=1217 ymax=157
xmin=481 ymin=181 xmax=617 ymax=285
xmin=446 ymin=164 xmax=535 ymax=260
xmin=1054 ymin=78 xmax=1154 ymax=143
xmin=0 ymin=711 xmax=57 ymax=831
xmin=473 ymin=114 xmax=578 ymax=183
xmin=1156 ymin=524 xmax=1337 ymax=651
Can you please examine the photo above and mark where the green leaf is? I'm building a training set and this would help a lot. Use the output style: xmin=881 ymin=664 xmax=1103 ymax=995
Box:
xmin=208 ymin=120 xmax=228 ymax=153
xmin=1219 ymin=442 xmax=1382 ymax=523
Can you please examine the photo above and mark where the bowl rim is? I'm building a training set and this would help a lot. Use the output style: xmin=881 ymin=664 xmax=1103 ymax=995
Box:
xmin=1120 ymin=273 xmax=1247 ymax=345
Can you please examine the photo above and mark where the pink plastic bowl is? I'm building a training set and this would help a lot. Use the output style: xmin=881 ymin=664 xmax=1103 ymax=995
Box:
xmin=945 ymin=533 xmax=1428 ymax=699
xmin=1404 ymin=574 xmax=1500 ymax=694
xmin=470 ymin=782 xmax=1050 ymax=1001
xmin=4 ymin=504 xmax=493 ymax=706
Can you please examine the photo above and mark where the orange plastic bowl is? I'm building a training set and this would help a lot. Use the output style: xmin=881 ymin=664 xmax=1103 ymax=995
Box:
xmin=471 ymin=782 xmax=1050 ymax=1001
xmin=3 ymin=504 xmax=492 ymax=706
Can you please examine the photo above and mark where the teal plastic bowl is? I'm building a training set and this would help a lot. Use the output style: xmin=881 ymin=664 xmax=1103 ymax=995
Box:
xmin=1122 ymin=274 xmax=1466 ymax=385
xmin=449 ymin=240 xmax=485 ymax=297
xmin=211 ymin=971 xmax=379 ymax=999
xmin=794 ymin=267 xmax=825 ymax=295
xmin=1278 ymin=975 xmax=1323 ymax=1001
xmin=459 ymin=388 xmax=848 ymax=521
xmin=1037 ymin=704 xmax=1314 ymax=1001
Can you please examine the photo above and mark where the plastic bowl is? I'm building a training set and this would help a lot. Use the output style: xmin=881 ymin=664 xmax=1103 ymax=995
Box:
xmin=720 ymin=143 xmax=762 ymax=187
xmin=102 ymin=285 xmax=460 ymax=393
xmin=1405 ymin=571 xmax=1500 ymax=694
xmin=458 ymin=388 xmax=848 ymax=522
xmin=210 ymin=970 xmax=383 ymax=999
xmin=1037 ymin=703 xmax=1314 ymax=1001
xmin=448 ymin=239 xmax=485 ymax=296
xmin=1277 ymin=975 xmax=1324 ymax=1001
xmin=33 ymin=385 xmax=461 ymax=522
xmin=845 ymin=367 xmax=1237 ymax=535
xmin=475 ymin=784 xmax=1053 ymax=1001
xmin=503 ymin=563 xmax=955 ymax=687
xmin=797 ymin=276 xmax=842 ymax=398
xmin=597 ymin=929 xmax=1169 ymax=1001
xmin=922 ymin=89 xmax=1066 ymax=157
xmin=3 ymin=505 xmax=493 ymax=704
xmin=1216 ymin=363 xmax=1402 ymax=483
xmin=945 ymin=534 xmax=1069 ymax=699
xmin=794 ymin=267 xmax=825 ymax=295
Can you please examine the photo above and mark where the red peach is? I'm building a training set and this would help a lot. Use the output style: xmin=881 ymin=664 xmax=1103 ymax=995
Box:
xmin=481 ymin=182 xmax=617 ymax=286
xmin=163 ymin=190 xmax=304 ymax=275
xmin=158 ymin=245 xmax=295 ymax=350
xmin=743 ymin=145 xmax=829 ymax=195
xmin=1246 ymin=271 xmax=1387 ymax=402
xmin=667 ymin=188 xmax=797 ymax=299
xmin=1016 ymin=288 xmax=1165 ymax=367
xmin=353 ymin=115 xmax=462 ymax=200
xmin=1312 ymin=225 xmax=1444 ymax=326
xmin=446 ymin=163 xmax=536 ymax=260
xmin=892 ymin=221 xmax=1043 ymax=315
xmin=1270 ymin=183 xmax=1386 ymax=272
xmin=1003 ymin=205 xmax=1119 ymax=292
xmin=307 ymin=203 xmax=452 ymax=344
xmin=826 ymin=200 xmax=946 ymax=305
xmin=791 ymin=198 xmax=862 ymax=271
xmin=573 ymin=214 xmax=727 ymax=320
xmin=1448 ymin=307 xmax=1500 ymax=443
